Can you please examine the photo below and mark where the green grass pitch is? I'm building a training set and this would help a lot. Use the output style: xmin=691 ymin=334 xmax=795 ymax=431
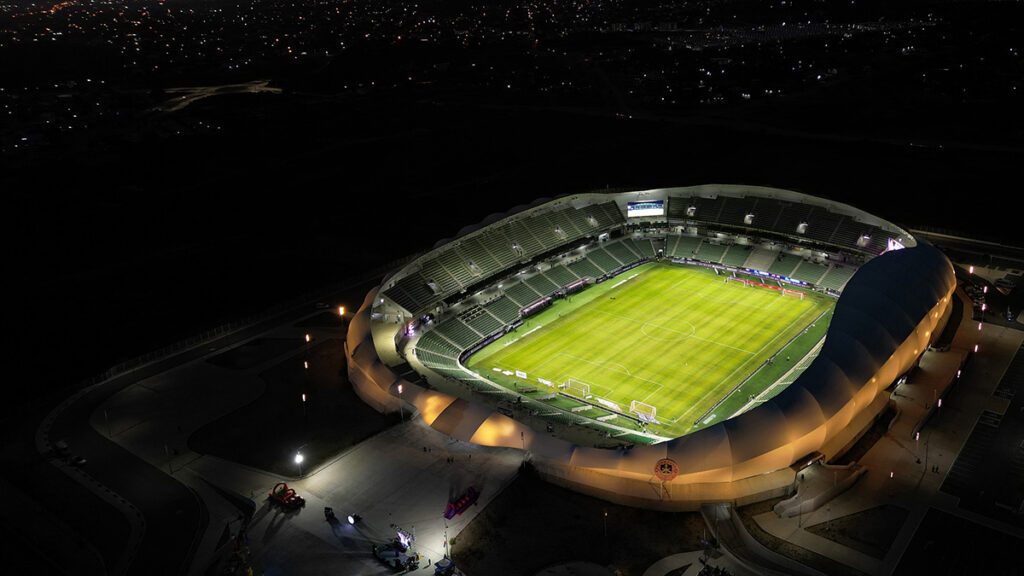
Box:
xmin=466 ymin=262 xmax=834 ymax=438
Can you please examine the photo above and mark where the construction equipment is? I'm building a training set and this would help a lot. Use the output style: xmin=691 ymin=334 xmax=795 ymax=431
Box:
xmin=268 ymin=482 xmax=305 ymax=509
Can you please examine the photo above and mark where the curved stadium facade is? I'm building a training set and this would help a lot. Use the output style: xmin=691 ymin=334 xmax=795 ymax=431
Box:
xmin=346 ymin=185 xmax=956 ymax=508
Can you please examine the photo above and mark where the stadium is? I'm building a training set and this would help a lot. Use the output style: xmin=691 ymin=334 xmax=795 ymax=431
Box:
xmin=346 ymin=185 xmax=957 ymax=509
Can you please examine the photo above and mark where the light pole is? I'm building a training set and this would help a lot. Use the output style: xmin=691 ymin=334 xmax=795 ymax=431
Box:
xmin=397 ymin=384 xmax=404 ymax=421
xmin=295 ymin=452 xmax=304 ymax=477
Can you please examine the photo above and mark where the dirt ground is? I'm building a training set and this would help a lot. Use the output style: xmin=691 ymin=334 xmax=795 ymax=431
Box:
xmin=189 ymin=337 xmax=399 ymax=477
xmin=453 ymin=466 xmax=706 ymax=576
xmin=805 ymin=504 xmax=908 ymax=559
xmin=736 ymin=497 xmax=868 ymax=576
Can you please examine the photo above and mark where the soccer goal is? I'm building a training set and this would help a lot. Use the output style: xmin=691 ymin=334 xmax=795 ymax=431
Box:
xmin=564 ymin=379 xmax=592 ymax=399
xmin=782 ymin=288 xmax=805 ymax=300
xmin=629 ymin=400 xmax=658 ymax=423
xmin=724 ymin=275 xmax=751 ymax=286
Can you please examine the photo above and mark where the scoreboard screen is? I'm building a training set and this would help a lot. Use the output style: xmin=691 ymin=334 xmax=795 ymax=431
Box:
xmin=627 ymin=200 xmax=664 ymax=217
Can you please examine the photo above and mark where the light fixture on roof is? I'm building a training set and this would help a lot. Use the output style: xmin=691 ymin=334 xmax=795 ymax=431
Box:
xmin=856 ymin=234 xmax=871 ymax=248
xmin=744 ymin=213 xmax=755 ymax=225
xmin=686 ymin=206 xmax=696 ymax=217
xmin=796 ymin=222 xmax=808 ymax=234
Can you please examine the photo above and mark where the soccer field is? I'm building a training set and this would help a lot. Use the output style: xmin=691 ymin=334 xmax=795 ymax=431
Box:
xmin=465 ymin=262 xmax=834 ymax=438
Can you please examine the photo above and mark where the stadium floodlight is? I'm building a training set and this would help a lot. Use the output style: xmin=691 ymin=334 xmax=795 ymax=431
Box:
xmin=796 ymin=222 xmax=808 ymax=234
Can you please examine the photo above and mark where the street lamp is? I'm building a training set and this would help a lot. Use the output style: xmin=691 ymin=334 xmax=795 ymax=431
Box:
xmin=295 ymin=452 xmax=304 ymax=476
xmin=397 ymin=384 xmax=404 ymax=421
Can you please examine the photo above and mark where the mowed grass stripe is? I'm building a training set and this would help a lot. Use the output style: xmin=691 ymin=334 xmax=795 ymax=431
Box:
xmin=466 ymin=263 xmax=833 ymax=437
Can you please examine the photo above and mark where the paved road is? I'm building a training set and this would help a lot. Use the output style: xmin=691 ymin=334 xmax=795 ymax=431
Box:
xmin=31 ymin=273 xmax=383 ymax=575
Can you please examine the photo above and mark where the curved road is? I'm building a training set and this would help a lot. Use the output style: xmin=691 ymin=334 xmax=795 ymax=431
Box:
xmin=36 ymin=273 xmax=382 ymax=575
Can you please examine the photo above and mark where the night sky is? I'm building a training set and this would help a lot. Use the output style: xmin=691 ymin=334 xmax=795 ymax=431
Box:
xmin=5 ymin=0 xmax=1022 ymax=405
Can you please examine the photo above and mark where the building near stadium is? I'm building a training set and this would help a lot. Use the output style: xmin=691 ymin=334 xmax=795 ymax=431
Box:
xmin=346 ymin=185 xmax=956 ymax=509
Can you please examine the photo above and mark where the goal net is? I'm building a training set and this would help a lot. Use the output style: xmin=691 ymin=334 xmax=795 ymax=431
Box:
xmin=629 ymin=400 xmax=658 ymax=423
xmin=782 ymin=288 xmax=805 ymax=300
xmin=724 ymin=275 xmax=750 ymax=286
xmin=564 ymin=379 xmax=591 ymax=399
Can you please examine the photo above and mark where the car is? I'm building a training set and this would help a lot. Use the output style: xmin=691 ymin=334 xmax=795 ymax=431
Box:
xmin=71 ymin=456 xmax=87 ymax=467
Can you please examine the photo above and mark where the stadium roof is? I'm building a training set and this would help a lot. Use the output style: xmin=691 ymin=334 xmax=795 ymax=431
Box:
xmin=652 ymin=241 xmax=955 ymax=477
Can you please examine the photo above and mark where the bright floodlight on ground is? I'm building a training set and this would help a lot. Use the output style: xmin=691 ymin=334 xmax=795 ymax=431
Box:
xmin=347 ymin=514 xmax=357 ymax=525
xmin=294 ymin=453 xmax=304 ymax=464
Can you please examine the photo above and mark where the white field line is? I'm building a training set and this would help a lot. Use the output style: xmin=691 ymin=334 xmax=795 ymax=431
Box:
xmin=672 ymin=302 xmax=822 ymax=424
xmin=504 ymin=325 xmax=541 ymax=347
xmin=729 ymin=337 xmax=826 ymax=419
xmin=592 ymin=308 xmax=756 ymax=355
xmin=610 ymin=272 xmax=641 ymax=290
xmin=667 ymin=278 xmax=778 ymax=311
xmin=558 ymin=352 xmax=664 ymax=399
